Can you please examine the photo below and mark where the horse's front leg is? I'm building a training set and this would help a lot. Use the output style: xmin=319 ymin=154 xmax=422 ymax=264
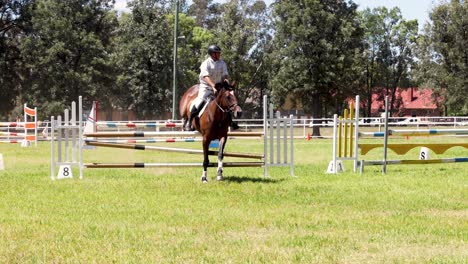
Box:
xmin=216 ymin=137 xmax=227 ymax=181
xmin=201 ymin=139 xmax=210 ymax=183
xmin=182 ymin=117 xmax=187 ymax=131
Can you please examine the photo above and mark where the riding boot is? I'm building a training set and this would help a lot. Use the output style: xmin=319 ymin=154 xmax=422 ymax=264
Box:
xmin=185 ymin=107 xmax=198 ymax=131
xmin=231 ymin=120 xmax=240 ymax=130
xmin=230 ymin=112 xmax=240 ymax=130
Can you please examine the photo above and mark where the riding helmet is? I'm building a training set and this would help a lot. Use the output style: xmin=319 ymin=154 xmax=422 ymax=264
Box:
xmin=208 ymin=45 xmax=221 ymax=55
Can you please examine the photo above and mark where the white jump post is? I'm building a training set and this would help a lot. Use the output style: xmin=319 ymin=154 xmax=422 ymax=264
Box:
xmin=50 ymin=97 xmax=83 ymax=180
xmin=263 ymin=95 xmax=294 ymax=177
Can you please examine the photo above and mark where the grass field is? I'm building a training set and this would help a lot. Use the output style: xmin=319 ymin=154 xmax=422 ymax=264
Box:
xmin=0 ymin=136 xmax=467 ymax=263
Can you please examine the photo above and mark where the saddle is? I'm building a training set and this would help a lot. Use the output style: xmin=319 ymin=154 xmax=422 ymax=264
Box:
xmin=190 ymin=95 xmax=214 ymax=118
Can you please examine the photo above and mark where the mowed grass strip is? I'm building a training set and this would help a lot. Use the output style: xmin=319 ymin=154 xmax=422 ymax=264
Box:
xmin=0 ymin=137 xmax=466 ymax=263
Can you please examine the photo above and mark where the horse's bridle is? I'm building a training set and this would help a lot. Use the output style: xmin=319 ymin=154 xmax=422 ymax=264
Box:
xmin=213 ymin=89 xmax=238 ymax=113
xmin=215 ymin=101 xmax=238 ymax=113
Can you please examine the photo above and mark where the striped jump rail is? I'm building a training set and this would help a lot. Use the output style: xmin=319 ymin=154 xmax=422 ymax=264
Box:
xmin=85 ymin=162 xmax=264 ymax=168
xmin=89 ymin=138 xmax=202 ymax=144
xmin=0 ymin=122 xmax=20 ymax=127
xmin=85 ymin=141 xmax=263 ymax=160
xmin=83 ymin=131 xmax=264 ymax=138
xmin=96 ymin=121 xmax=183 ymax=128
xmin=0 ymin=132 xmax=26 ymax=137
xmin=361 ymin=157 xmax=468 ymax=166
xmin=0 ymin=122 xmax=35 ymax=128
xmin=0 ymin=140 xmax=20 ymax=143
xmin=359 ymin=129 xmax=468 ymax=137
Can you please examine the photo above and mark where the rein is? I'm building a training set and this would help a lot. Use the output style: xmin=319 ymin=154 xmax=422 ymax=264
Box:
xmin=213 ymin=89 xmax=237 ymax=113
xmin=215 ymin=101 xmax=237 ymax=113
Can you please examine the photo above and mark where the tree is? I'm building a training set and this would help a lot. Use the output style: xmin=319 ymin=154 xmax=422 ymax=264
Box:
xmin=415 ymin=0 xmax=467 ymax=115
xmin=19 ymin=0 xmax=118 ymax=117
xmin=168 ymin=12 xmax=215 ymax=104
xmin=112 ymin=0 xmax=173 ymax=118
xmin=188 ymin=0 xmax=223 ymax=29
xmin=0 ymin=0 xmax=33 ymax=119
xmin=359 ymin=7 xmax=418 ymax=117
xmin=269 ymin=0 xmax=363 ymax=136
xmin=211 ymin=0 xmax=271 ymax=117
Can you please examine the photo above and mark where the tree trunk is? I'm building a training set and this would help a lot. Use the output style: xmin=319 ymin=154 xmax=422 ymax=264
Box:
xmin=312 ymin=93 xmax=321 ymax=137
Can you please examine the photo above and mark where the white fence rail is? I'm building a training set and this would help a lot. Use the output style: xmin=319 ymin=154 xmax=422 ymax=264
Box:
xmin=3 ymin=116 xmax=468 ymax=142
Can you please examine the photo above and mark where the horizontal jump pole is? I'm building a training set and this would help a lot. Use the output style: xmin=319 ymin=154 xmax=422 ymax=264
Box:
xmin=360 ymin=143 xmax=468 ymax=155
xmin=85 ymin=141 xmax=263 ymax=160
xmin=85 ymin=162 xmax=264 ymax=168
xmin=362 ymin=157 xmax=468 ymax=166
xmin=0 ymin=132 xmax=25 ymax=136
xmin=0 ymin=140 xmax=20 ymax=143
xmin=84 ymin=131 xmax=199 ymax=137
xmin=359 ymin=128 xmax=468 ymax=137
xmin=91 ymin=138 xmax=202 ymax=144
xmin=0 ymin=122 xmax=20 ymax=127
xmin=96 ymin=121 xmax=182 ymax=128
xmin=84 ymin=131 xmax=264 ymax=138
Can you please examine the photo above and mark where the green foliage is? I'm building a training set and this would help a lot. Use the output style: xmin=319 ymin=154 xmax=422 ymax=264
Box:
xmin=112 ymin=0 xmax=173 ymax=118
xmin=415 ymin=0 xmax=467 ymax=115
xmin=359 ymin=7 xmax=419 ymax=116
xmin=1 ymin=0 xmax=466 ymax=120
xmin=167 ymin=12 xmax=215 ymax=106
xmin=188 ymin=0 xmax=222 ymax=29
xmin=0 ymin=0 xmax=33 ymax=119
xmin=19 ymin=0 xmax=118 ymax=114
xmin=269 ymin=0 xmax=363 ymax=119
xmin=212 ymin=0 xmax=271 ymax=117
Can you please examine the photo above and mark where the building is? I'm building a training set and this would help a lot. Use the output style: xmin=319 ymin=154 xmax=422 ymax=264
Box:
xmin=369 ymin=87 xmax=442 ymax=117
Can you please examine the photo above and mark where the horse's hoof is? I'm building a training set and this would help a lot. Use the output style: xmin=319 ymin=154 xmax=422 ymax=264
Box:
xmin=201 ymin=176 xmax=208 ymax=183
xmin=216 ymin=175 xmax=224 ymax=181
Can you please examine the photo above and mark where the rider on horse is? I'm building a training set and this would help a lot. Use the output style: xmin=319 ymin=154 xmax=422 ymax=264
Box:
xmin=185 ymin=45 xmax=239 ymax=131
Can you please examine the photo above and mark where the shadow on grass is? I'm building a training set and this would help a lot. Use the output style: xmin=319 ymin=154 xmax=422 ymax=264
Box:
xmin=224 ymin=175 xmax=284 ymax=184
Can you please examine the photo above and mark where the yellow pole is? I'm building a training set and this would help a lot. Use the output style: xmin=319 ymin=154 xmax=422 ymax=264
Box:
xmin=338 ymin=116 xmax=342 ymax=157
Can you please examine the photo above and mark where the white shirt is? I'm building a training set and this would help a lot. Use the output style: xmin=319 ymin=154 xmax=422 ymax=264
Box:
xmin=199 ymin=57 xmax=228 ymax=87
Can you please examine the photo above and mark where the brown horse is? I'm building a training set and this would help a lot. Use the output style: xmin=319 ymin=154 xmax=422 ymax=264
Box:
xmin=179 ymin=82 xmax=242 ymax=183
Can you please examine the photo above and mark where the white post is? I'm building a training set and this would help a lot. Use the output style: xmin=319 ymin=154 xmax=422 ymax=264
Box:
xmin=79 ymin=96 xmax=83 ymax=179
xmin=71 ymin=102 xmax=77 ymax=163
xmin=64 ymin=109 xmax=69 ymax=163
xmin=34 ymin=107 xmax=38 ymax=146
xmin=382 ymin=96 xmax=389 ymax=174
xmin=353 ymin=96 xmax=360 ymax=172
xmin=276 ymin=111 xmax=280 ymax=163
xmin=289 ymin=114 xmax=295 ymax=176
xmin=330 ymin=114 xmax=338 ymax=174
xmin=57 ymin=115 xmax=62 ymax=163
xmin=269 ymin=103 xmax=274 ymax=164
xmin=50 ymin=116 xmax=55 ymax=180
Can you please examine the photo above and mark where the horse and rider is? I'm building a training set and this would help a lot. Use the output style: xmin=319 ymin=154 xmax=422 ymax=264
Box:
xmin=179 ymin=45 xmax=242 ymax=183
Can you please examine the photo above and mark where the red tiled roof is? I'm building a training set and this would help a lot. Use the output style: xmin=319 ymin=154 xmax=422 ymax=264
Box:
xmin=370 ymin=87 xmax=437 ymax=110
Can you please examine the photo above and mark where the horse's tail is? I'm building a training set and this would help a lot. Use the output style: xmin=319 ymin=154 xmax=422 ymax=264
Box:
xmin=179 ymin=84 xmax=200 ymax=119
